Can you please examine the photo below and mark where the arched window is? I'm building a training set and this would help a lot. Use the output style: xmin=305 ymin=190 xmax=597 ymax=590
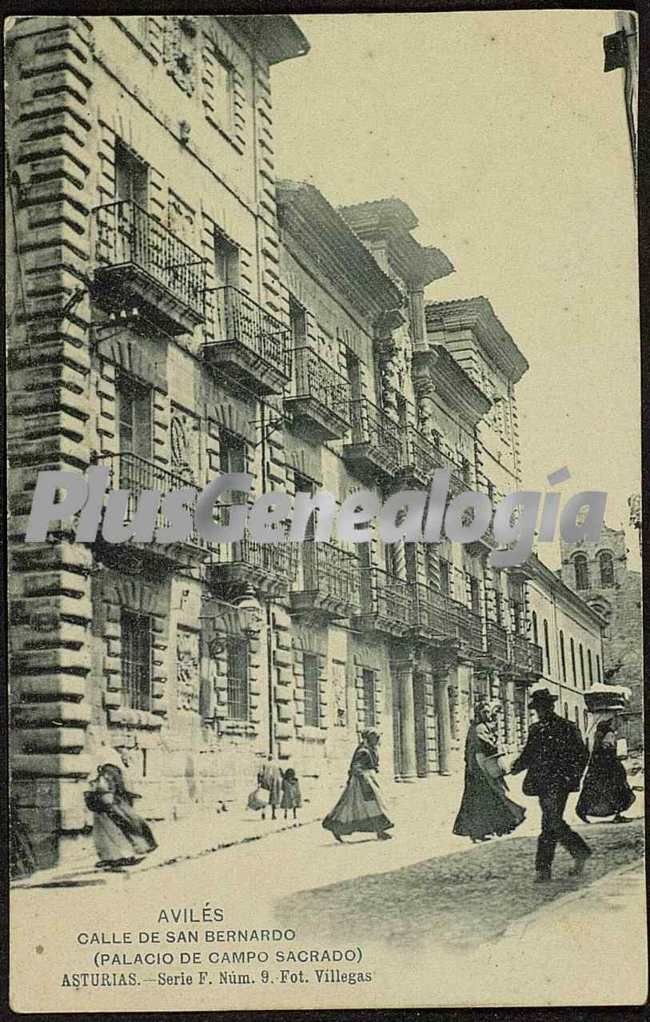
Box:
xmin=599 ymin=551 xmax=615 ymax=587
xmin=532 ymin=610 xmax=538 ymax=646
xmin=563 ymin=702 xmax=569 ymax=719
xmin=543 ymin=619 xmax=551 ymax=675
xmin=559 ymin=630 xmax=567 ymax=682
xmin=579 ymin=644 xmax=585 ymax=689
xmin=574 ymin=553 xmax=589 ymax=590
xmin=587 ymin=649 xmax=593 ymax=684
xmin=570 ymin=638 xmax=577 ymax=684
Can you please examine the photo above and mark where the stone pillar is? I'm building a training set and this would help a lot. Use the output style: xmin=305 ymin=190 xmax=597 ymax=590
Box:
xmin=394 ymin=660 xmax=417 ymax=781
xmin=434 ymin=674 xmax=452 ymax=776
xmin=408 ymin=287 xmax=427 ymax=351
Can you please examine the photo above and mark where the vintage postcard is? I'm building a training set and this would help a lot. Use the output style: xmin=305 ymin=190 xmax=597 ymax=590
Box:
xmin=6 ymin=8 xmax=644 ymax=1012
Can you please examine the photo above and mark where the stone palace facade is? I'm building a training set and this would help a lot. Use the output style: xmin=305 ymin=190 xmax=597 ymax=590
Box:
xmin=6 ymin=14 xmax=606 ymax=867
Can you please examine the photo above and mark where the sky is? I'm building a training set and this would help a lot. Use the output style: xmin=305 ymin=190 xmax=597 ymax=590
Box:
xmin=271 ymin=11 xmax=640 ymax=569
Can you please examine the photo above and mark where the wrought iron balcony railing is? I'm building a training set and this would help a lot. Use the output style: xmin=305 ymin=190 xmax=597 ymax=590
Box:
xmin=449 ymin=601 xmax=484 ymax=653
xmin=93 ymin=201 xmax=206 ymax=332
xmin=203 ymin=286 xmax=292 ymax=394
xmin=486 ymin=620 xmax=509 ymax=663
xmin=401 ymin=429 xmax=449 ymax=485
xmin=356 ymin=567 xmax=415 ymax=633
xmin=291 ymin=542 xmax=360 ymax=617
xmin=413 ymin=584 xmax=455 ymax=642
xmin=285 ymin=347 xmax=351 ymax=440
xmin=98 ymin=451 xmax=206 ymax=552
xmin=344 ymin=398 xmax=403 ymax=480
xmin=510 ymin=634 xmax=544 ymax=677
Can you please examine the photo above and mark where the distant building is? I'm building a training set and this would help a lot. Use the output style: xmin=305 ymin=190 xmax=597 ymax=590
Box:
xmin=560 ymin=521 xmax=642 ymax=749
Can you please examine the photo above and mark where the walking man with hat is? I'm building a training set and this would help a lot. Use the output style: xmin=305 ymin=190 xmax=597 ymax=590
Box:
xmin=510 ymin=688 xmax=591 ymax=883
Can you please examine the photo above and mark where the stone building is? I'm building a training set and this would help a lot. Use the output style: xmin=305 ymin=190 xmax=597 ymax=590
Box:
xmin=7 ymin=14 xmax=604 ymax=870
xmin=560 ymin=521 xmax=642 ymax=748
xmin=525 ymin=554 xmax=605 ymax=739
xmin=6 ymin=13 xmax=310 ymax=866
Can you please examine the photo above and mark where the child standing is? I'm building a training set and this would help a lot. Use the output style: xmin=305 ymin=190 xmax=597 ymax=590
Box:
xmin=281 ymin=768 xmax=302 ymax=821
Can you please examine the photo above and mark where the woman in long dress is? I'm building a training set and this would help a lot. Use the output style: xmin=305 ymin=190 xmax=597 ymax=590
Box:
xmin=322 ymin=729 xmax=393 ymax=843
xmin=84 ymin=763 xmax=157 ymax=870
xmin=453 ymin=701 xmax=525 ymax=843
xmin=576 ymin=717 xmax=635 ymax=823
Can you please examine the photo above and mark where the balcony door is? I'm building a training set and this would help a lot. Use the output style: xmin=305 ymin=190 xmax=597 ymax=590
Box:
xmin=115 ymin=142 xmax=148 ymax=207
xmin=214 ymin=232 xmax=239 ymax=290
xmin=116 ymin=374 xmax=152 ymax=489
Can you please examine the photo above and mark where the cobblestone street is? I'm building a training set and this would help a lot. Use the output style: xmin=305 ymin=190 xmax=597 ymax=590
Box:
xmin=11 ymin=776 xmax=645 ymax=1010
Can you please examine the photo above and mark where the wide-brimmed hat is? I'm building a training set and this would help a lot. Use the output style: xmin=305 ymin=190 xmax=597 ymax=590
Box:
xmin=529 ymin=688 xmax=558 ymax=708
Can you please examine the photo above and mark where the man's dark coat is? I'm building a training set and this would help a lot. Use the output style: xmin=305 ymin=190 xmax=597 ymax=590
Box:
xmin=511 ymin=712 xmax=589 ymax=795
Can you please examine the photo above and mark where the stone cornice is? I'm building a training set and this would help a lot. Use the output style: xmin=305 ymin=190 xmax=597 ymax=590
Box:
xmin=278 ymin=181 xmax=403 ymax=324
xmin=227 ymin=15 xmax=310 ymax=65
xmin=413 ymin=344 xmax=491 ymax=426
xmin=339 ymin=198 xmax=454 ymax=289
xmin=425 ymin=296 xmax=529 ymax=384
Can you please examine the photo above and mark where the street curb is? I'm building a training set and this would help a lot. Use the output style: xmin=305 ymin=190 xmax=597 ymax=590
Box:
xmin=11 ymin=810 xmax=325 ymax=891
xmin=494 ymin=857 xmax=645 ymax=944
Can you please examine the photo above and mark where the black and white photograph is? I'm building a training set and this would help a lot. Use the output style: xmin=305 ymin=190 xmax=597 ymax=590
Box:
xmin=5 ymin=6 xmax=644 ymax=1011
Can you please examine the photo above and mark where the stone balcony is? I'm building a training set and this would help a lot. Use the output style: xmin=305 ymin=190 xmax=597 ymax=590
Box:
xmin=353 ymin=567 xmax=415 ymax=638
xmin=448 ymin=600 xmax=484 ymax=656
xmin=284 ymin=346 xmax=351 ymax=441
xmin=290 ymin=542 xmax=360 ymax=620
xmin=343 ymin=398 xmax=403 ymax=484
xmin=486 ymin=620 xmax=510 ymax=665
xmin=509 ymin=633 xmax=544 ymax=680
xmin=203 ymin=286 xmax=292 ymax=396
xmin=412 ymin=584 xmax=456 ymax=644
xmin=207 ymin=532 xmax=298 ymax=601
xmin=92 ymin=200 xmax=206 ymax=336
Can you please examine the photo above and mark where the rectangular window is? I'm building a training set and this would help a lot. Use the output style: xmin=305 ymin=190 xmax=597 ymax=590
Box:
xmin=579 ymin=644 xmax=586 ymax=689
xmin=570 ymin=638 xmax=577 ymax=685
xmin=289 ymin=297 xmax=307 ymax=349
xmin=543 ymin=620 xmax=551 ymax=675
xmin=596 ymin=653 xmax=602 ymax=683
xmin=213 ymin=231 xmax=239 ymax=290
xmin=560 ymin=631 xmax=567 ymax=682
xmin=345 ymin=349 xmax=362 ymax=402
xmin=385 ymin=544 xmax=399 ymax=578
xmin=495 ymin=592 xmax=503 ymax=626
xmin=117 ymin=374 xmax=152 ymax=458
xmin=587 ymin=649 xmax=593 ymax=683
xmin=121 ymin=609 xmax=152 ymax=711
xmin=115 ymin=141 xmax=148 ymax=207
xmin=220 ymin=431 xmax=248 ymax=507
xmin=205 ymin=46 xmax=235 ymax=133
xmin=303 ymin=653 xmax=321 ymax=728
xmin=362 ymin=668 xmax=377 ymax=728
xmin=439 ymin=559 xmax=450 ymax=596
xmin=469 ymin=577 xmax=481 ymax=616
xmin=226 ymin=637 xmax=249 ymax=721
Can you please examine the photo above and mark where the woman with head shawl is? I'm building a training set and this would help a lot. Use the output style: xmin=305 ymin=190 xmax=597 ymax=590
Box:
xmin=576 ymin=714 xmax=635 ymax=823
xmin=84 ymin=763 xmax=157 ymax=870
xmin=453 ymin=700 xmax=525 ymax=843
xmin=322 ymin=729 xmax=394 ymax=843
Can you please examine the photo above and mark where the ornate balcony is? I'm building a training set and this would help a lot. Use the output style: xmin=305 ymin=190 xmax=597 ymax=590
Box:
xmin=343 ymin=399 xmax=403 ymax=483
xmin=353 ymin=567 xmax=415 ymax=637
xmin=203 ymin=286 xmax=292 ymax=395
xmin=412 ymin=584 xmax=456 ymax=644
xmin=290 ymin=542 xmax=360 ymax=619
xmin=285 ymin=347 xmax=351 ymax=441
xmin=448 ymin=601 xmax=484 ymax=655
xmin=398 ymin=429 xmax=448 ymax=488
xmin=93 ymin=201 xmax=206 ymax=335
xmin=486 ymin=621 xmax=509 ymax=664
xmin=208 ymin=532 xmax=298 ymax=601
xmin=509 ymin=634 xmax=544 ymax=680
xmin=94 ymin=451 xmax=207 ymax=567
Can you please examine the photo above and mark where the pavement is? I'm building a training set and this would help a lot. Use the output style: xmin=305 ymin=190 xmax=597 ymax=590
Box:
xmin=10 ymin=770 xmax=646 ymax=1011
